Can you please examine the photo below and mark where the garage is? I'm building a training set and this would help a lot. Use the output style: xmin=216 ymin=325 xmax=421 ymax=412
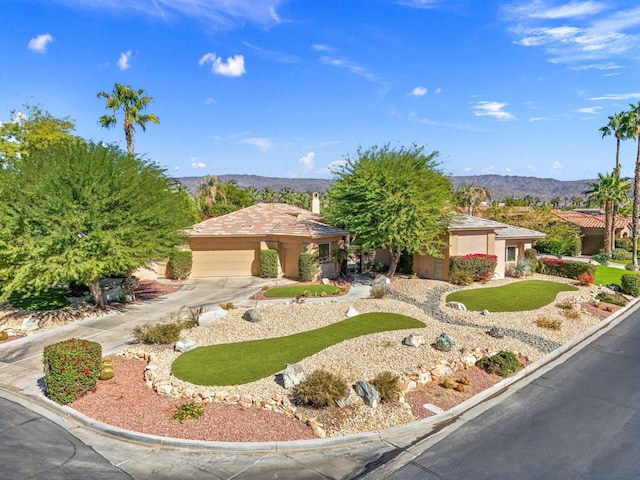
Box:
xmin=189 ymin=238 xmax=260 ymax=277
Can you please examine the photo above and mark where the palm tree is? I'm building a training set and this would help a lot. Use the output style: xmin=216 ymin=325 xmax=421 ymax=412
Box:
xmin=453 ymin=184 xmax=490 ymax=215
xmin=97 ymin=83 xmax=159 ymax=155
xmin=600 ymin=112 xmax=628 ymax=174
xmin=260 ymin=187 xmax=277 ymax=203
xmin=278 ymin=187 xmax=297 ymax=205
xmin=195 ymin=175 xmax=221 ymax=217
xmin=586 ymin=171 xmax=631 ymax=254
xmin=625 ymin=103 xmax=640 ymax=267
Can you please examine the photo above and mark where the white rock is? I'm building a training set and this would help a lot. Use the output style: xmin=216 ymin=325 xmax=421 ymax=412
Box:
xmin=345 ymin=306 xmax=360 ymax=318
xmin=446 ymin=301 xmax=467 ymax=311
xmin=197 ymin=307 xmax=228 ymax=326
xmin=20 ymin=316 xmax=40 ymax=332
xmin=423 ymin=403 xmax=444 ymax=414
xmin=175 ymin=338 xmax=196 ymax=353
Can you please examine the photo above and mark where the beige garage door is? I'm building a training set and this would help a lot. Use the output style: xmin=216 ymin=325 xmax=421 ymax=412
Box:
xmin=283 ymin=246 xmax=300 ymax=278
xmin=190 ymin=239 xmax=260 ymax=277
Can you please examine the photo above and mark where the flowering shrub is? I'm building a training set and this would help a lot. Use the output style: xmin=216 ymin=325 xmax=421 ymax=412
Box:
xmin=539 ymin=258 xmax=595 ymax=280
xmin=43 ymin=338 xmax=102 ymax=405
xmin=449 ymin=254 xmax=497 ymax=282
xmin=579 ymin=272 xmax=595 ymax=285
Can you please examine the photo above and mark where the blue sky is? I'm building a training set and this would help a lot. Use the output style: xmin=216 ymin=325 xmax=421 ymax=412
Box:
xmin=2 ymin=0 xmax=639 ymax=181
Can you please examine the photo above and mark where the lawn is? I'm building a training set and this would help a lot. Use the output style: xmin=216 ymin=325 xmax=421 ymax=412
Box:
xmin=594 ymin=265 xmax=629 ymax=286
xmin=263 ymin=284 xmax=342 ymax=298
xmin=172 ymin=312 xmax=423 ymax=386
xmin=445 ymin=280 xmax=578 ymax=312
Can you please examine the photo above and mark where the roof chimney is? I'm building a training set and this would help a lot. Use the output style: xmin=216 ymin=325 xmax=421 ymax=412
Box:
xmin=311 ymin=192 xmax=320 ymax=214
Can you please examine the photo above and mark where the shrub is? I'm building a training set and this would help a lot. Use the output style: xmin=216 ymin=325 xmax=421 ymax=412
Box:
xmin=219 ymin=302 xmax=234 ymax=311
xmin=132 ymin=322 xmax=183 ymax=344
xmin=441 ymin=377 xmax=457 ymax=389
xmin=615 ymin=238 xmax=632 ymax=251
xmin=579 ymin=272 xmax=595 ymax=286
xmin=562 ymin=308 xmax=581 ymax=320
xmin=0 ymin=330 xmax=8 ymax=341
xmin=260 ymin=249 xmax=279 ymax=278
xmin=43 ymin=338 xmax=102 ymax=405
xmin=621 ymin=274 xmax=640 ymax=296
xmin=476 ymin=351 xmax=523 ymax=377
xmin=449 ymin=254 xmax=498 ymax=282
xmin=295 ymin=369 xmax=349 ymax=408
xmin=625 ymin=263 xmax=637 ymax=271
xmin=167 ymin=250 xmax=192 ymax=280
xmin=172 ymin=401 xmax=205 ymax=422
xmin=372 ymin=262 xmax=388 ymax=273
xmin=370 ymin=371 xmax=402 ymax=403
xmin=457 ymin=375 xmax=471 ymax=386
xmin=592 ymin=252 xmax=611 ymax=266
xmin=514 ymin=260 xmax=533 ymax=277
xmin=450 ymin=271 xmax=473 ymax=286
xmin=539 ymin=258 xmax=595 ymax=280
xmin=369 ymin=286 xmax=387 ymax=299
xmin=612 ymin=248 xmax=632 ymax=261
xmin=535 ymin=316 xmax=562 ymax=330
xmin=99 ymin=356 xmax=114 ymax=380
xmin=556 ymin=298 xmax=575 ymax=310
xmin=298 ymin=252 xmax=319 ymax=282
xmin=595 ymin=292 xmax=627 ymax=306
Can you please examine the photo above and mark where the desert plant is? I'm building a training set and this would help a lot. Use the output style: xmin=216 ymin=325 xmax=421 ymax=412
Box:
xmin=457 ymin=375 xmax=471 ymax=385
xmin=172 ymin=401 xmax=205 ymax=422
xmin=260 ymin=249 xmax=279 ymax=278
xmin=132 ymin=322 xmax=183 ymax=344
xmin=185 ymin=305 xmax=207 ymax=327
xmin=0 ymin=330 xmax=8 ymax=341
xmin=455 ymin=383 xmax=466 ymax=392
xmin=535 ymin=316 xmax=562 ymax=330
xmin=369 ymin=286 xmax=387 ymax=298
xmin=592 ymin=252 xmax=611 ymax=266
xmin=298 ymin=252 xmax=319 ymax=282
xmin=370 ymin=371 xmax=402 ymax=403
xmin=450 ymin=271 xmax=473 ymax=286
xmin=595 ymin=292 xmax=627 ymax=306
xmin=476 ymin=351 xmax=523 ymax=377
xmin=43 ymin=338 xmax=102 ymax=404
xmin=556 ymin=298 xmax=575 ymax=310
xmin=99 ymin=356 xmax=114 ymax=380
xmin=167 ymin=250 xmax=192 ymax=280
xmin=295 ymin=369 xmax=349 ymax=408
xmin=219 ymin=302 xmax=234 ymax=311
xmin=561 ymin=308 xmax=581 ymax=320
xmin=515 ymin=260 xmax=533 ymax=277
xmin=621 ymin=274 xmax=640 ymax=296
xmin=441 ymin=377 xmax=457 ymax=389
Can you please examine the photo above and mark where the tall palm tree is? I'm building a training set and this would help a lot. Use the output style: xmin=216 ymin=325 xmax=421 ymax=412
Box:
xmin=260 ymin=187 xmax=277 ymax=203
xmin=453 ymin=184 xmax=491 ymax=215
xmin=97 ymin=83 xmax=159 ymax=155
xmin=195 ymin=175 xmax=221 ymax=217
xmin=600 ymin=112 xmax=628 ymax=174
xmin=625 ymin=103 xmax=640 ymax=267
xmin=586 ymin=171 xmax=631 ymax=254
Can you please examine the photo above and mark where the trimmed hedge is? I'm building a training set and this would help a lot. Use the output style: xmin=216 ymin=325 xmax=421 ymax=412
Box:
xmin=43 ymin=338 xmax=102 ymax=405
xmin=298 ymin=252 xmax=318 ymax=282
xmin=260 ymin=249 xmax=279 ymax=278
xmin=621 ymin=274 xmax=640 ymax=296
xmin=168 ymin=250 xmax=192 ymax=280
xmin=539 ymin=258 xmax=595 ymax=280
xmin=449 ymin=254 xmax=497 ymax=282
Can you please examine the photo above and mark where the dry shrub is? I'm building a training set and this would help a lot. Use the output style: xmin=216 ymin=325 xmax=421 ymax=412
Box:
xmin=561 ymin=308 xmax=581 ymax=320
xmin=535 ymin=316 xmax=562 ymax=331
xmin=370 ymin=371 xmax=402 ymax=403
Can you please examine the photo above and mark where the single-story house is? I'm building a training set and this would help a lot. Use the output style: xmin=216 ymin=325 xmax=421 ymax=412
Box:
xmin=185 ymin=201 xmax=349 ymax=279
xmin=409 ymin=215 xmax=545 ymax=280
xmin=552 ymin=210 xmax=631 ymax=255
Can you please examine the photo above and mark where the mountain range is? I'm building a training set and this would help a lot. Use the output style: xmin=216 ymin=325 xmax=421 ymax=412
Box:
xmin=175 ymin=174 xmax=595 ymax=203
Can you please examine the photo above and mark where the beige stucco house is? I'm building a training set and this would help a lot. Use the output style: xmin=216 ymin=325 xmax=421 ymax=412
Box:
xmin=185 ymin=203 xmax=348 ymax=279
xmin=411 ymin=215 xmax=545 ymax=280
xmin=553 ymin=210 xmax=631 ymax=255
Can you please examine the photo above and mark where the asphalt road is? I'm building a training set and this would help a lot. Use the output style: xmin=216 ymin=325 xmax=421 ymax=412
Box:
xmin=374 ymin=303 xmax=640 ymax=480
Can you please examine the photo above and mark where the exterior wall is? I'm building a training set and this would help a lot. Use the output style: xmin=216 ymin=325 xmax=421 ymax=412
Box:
xmin=494 ymin=238 xmax=506 ymax=279
xmin=133 ymin=261 xmax=165 ymax=280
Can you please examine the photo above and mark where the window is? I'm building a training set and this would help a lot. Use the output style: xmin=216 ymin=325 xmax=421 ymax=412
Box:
xmin=506 ymin=245 xmax=517 ymax=263
xmin=318 ymin=243 xmax=331 ymax=263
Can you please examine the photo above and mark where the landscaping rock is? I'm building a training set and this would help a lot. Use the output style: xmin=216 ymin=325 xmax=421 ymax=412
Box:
xmin=402 ymin=334 xmax=425 ymax=347
xmin=445 ymin=301 xmax=467 ymax=311
xmin=434 ymin=332 xmax=455 ymax=352
xmin=607 ymin=283 xmax=622 ymax=293
xmin=487 ymin=326 xmax=506 ymax=338
xmin=321 ymin=278 xmax=331 ymax=285
xmin=242 ymin=309 xmax=263 ymax=323
xmin=282 ymin=363 xmax=306 ymax=389
xmin=175 ymin=338 xmax=196 ymax=353
xmin=371 ymin=275 xmax=390 ymax=290
xmin=354 ymin=381 xmax=381 ymax=408
xmin=345 ymin=306 xmax=360 ymax=318
xmin=336 ymin=390 xmax=354 ymax=408
xmin=197 ymin=307 xmax=228 ymax=326
xmin=481 ymin=309 xmax=490 ymax=316
xmin=20 ymin=316 xmax=40 ymax=332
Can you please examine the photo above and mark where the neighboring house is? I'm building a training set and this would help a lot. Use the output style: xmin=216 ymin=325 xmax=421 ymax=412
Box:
xmin=185 ymin=202 xmax=348 ymax=279
xmin=552 ymin=210 xmax=631 ymax=255
xmin=410 ymin=215 xmax=545 ymax=280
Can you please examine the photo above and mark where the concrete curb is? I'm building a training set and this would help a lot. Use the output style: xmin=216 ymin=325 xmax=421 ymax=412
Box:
xmin=2 ymin=294 xmax=635 ymax=455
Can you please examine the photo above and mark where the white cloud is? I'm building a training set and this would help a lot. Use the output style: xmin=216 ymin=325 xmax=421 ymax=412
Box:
xmin=311 ymin=44 xmax=331 ymax=51
xmin=589 ymin=92 xmax=640 ymax=101
xmin=527 ymin=164 xmax=537 ymax=172
xmin=191 ymin=157 xmax=206 ymax=169
xmin=299 ymin=152 xmax=315 ymax=169
xmin=410 ymin=86 xmax=427 ymax=96
xmin=434 ymin=87 xmax=442 ymax=94
xmin=319 ymin=55 xmax=384 ymax=84
xmin=530 ymin=116 xmax=551 ymax=122
xmin=482 ymin=165 xmax=495 ymax=174
xmin=199 ymin=52 xmax=246 ymax=77
xmin=117 ymin=50 xmax=132 ymax=70
xmin=462 ymin=167 xmax=472 ymax=172
xmin=472 ymin=101 xmax=515 ymax=120
xmin=576 ymin=106 xmax=600 ymax=114
xmin=204 ymin=97 xmax=216 ymax=105
xmin=505 ymin=167 xmax=512 ymax=173
xmin=28 ymin=33 xmax=53 ymax=53
xmin=552 ymin=161 xmax=564 ymax=172
xmin=243 ymin=137 xmax=273 ymax=151
xmin=397 ymin=0 xmax=441 ymax=9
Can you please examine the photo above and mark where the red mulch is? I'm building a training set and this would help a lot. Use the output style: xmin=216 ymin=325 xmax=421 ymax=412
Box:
xmin=581 ymin=301 xmax=621 ymax=321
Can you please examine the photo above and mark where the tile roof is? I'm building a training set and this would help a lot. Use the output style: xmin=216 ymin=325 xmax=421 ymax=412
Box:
xmin=496 ymin=224 xmax=546 ymax=239
xmin=553 ymin=210 xmax=631 ymax=229
xmin=187 ymin=203 xmax=348 ymax=238
xmin=449 ymin=214 xmax=545 ymax=239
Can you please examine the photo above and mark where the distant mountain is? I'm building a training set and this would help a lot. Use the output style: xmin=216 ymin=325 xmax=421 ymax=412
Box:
xmin=175 ymin=173 xmax=595 ymax=203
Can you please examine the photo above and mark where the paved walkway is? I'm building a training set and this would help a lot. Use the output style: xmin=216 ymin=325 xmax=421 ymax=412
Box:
xmin=0 ymin=275 xmax=635 ymax=479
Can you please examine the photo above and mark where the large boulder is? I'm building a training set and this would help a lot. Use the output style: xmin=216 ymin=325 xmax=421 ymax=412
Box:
xmin=354 ymin=381 xmax=381 ymax=408
xmin=282 ymin=363 xmax=306 ymax=389
xmin=175 ymin=338 xmax=196 ymax=353
xmin=345 ymin=306 xmax=360 ymax=318
xmin=197 ymin=307 xmax=228 ymax=326
xmin=371 ymin=275 xmax=390 ymax=290
xmin=445 ymin=301 xmax=467 ymax=311
xmin=402 ymin=334 xmax=425 ymax=348
xmin=242 ymin=309 xmax=263 ymax=323
xmin=434 ymin=332 xmax=455 ymax=352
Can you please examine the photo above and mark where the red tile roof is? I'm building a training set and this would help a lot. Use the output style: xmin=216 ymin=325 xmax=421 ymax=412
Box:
xmin=553 ymin=210 xmax=630 ymax=229
xmin=187 ymin=203 xmax=348 ymax=238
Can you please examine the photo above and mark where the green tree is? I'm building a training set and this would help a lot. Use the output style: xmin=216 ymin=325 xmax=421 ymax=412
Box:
xmin=624 ymin=103 xmax=640 ymax=267
xmin=453 ymin=184 xmax=490 ymax=215
xmin=0 ymin=140 xmax=195 ymax=308
xmin=600 ymin=112 xmax=629 ymax=174
xmin=325 ymin=144 xmax=452 ymax=276
xmin=586 ymin=171 xmax=631 ymax=254
xmin=97 ymin=83 xmax=159 ymax=155
xmin=0 ymin=104 xmax=75 ymax=165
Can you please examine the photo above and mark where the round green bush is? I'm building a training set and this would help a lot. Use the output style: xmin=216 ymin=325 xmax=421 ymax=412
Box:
xmin=476 ymin=351 xmax=523 ymax=377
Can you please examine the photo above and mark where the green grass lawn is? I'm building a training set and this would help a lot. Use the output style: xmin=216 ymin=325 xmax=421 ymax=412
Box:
xmin=594 ymin=265 xmax=628 ymax=286
xmin=445 ymin=280 xmax=578 ymax=312
xmin=172 ymin=312 xmax=423 ymax=386
xmin=263 ymin=284 xmax=342 ymax=298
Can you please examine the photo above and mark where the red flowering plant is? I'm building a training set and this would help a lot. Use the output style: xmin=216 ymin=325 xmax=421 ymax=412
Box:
xmin=449 ymin=254 xmax=498 ymax=283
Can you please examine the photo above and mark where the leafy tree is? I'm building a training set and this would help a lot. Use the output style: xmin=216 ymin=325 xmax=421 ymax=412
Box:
xmin=453 ymin=184 xmax=491 ymax=215
xmin=260 ymin=187 xmax=277 ymax=203
xmin=586 ymin=171 xmax=631 ymax=254
xmin=0 ymin=104 xmax=75 ymax=165
xmin=325 ymin=144 xmax=452 ymax=276
xmin=0 ymin=140 xmax=196 ymax=307
xmin=97 ymin=83 xmax=159 ymax=155
xmin=194 ymin=176 xmax=252 ymax=218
